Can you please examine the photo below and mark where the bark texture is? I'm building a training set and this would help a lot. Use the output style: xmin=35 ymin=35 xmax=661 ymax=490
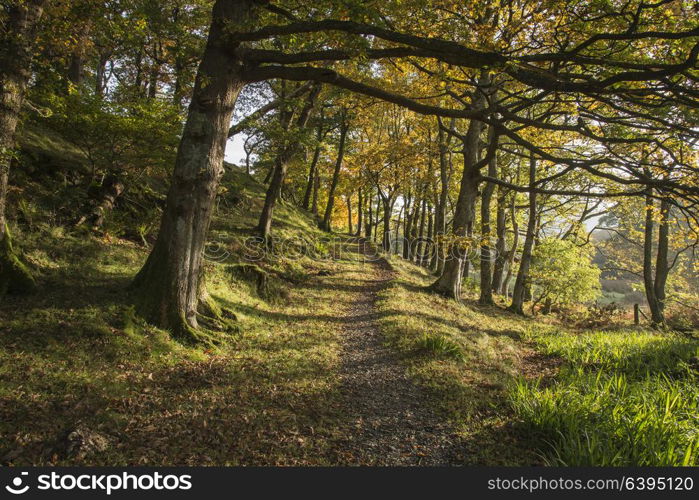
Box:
xmin=131 ymin=0 xmax=257 ymax=340
xmin=0 ymin=0 xmax=46 ymax=295
xmin=429 ymin=111 xmax=485 ymax=299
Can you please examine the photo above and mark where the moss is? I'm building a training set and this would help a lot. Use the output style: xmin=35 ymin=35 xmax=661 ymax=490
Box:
xmin=0 ymin=226 xmax=37 ymax=295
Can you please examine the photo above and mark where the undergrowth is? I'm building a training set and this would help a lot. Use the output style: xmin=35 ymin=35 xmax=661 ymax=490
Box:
xmin=511 ymin=328 xmax=699 ymax=465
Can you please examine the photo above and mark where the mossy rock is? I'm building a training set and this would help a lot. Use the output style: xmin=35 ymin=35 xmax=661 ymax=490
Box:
xmin=227 ymin=263 xmax=288 ymax=303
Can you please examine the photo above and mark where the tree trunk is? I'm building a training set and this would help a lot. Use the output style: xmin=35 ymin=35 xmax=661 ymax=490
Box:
xmin=373 ymin=188 xmax=381 ymax=243
xmin=148 ymin=61 xmax=160 ymax=98
xmin=302 ymin=121 xmax=323 ymax=211
xmin=653 ymin=197 xmax=670 ymax=324
xmin=424 ymin=205 xmax=433 ymax=267
xmin=501 ymin=196 xmax=519 ymax=297
xmin=76 ymin=176 xmax=125 ymax=230
xmin=354 ymin=188 xmax=363 ymax=236
xmin=643 ymin=189 xmax=669 ymax=327
xmin=491 ymin=186 xmax=508 ymax=294
xmin=257 ymin=85 xmax=319 ymax=240
xmin=131 ymin=0 xmax=258 ymax=341
xmin=68 ymin=52 xmax=85 ymax=86
xmin=311 ymin=164 xmax=320 ymax=216
xmin=434 ymin=118 xmax=454 ymax=276
xmin=173 ymin=58 xmax=185 ymax=107
xmin=0 ymin=0 xmax=46 ymax=295
xmin=509 ymin=155 xmax=537 ymax=315
xmin=365 ymin=191 xmax=373 ymax=239
xmin=381 ymin=195 xmax=394 ymax=252
xmin=394 ymin=202 xmax=404 ymax=254
xmin=402 ymin=191 xmax=412 ymax=259
xmin=321 ymin=113 xmax=348 ymax=231
xmin=95 ymin=50 xmax=109 ymax=96
xmin=407 ymin=191 xmax=421 ymax=260
xmin=416 ymin=197 xmax=427 ymax=263
xmin=429 ymin=117 xmax=483 ymax=300
xmin=346 ymin=194 xmax=353 ymax=234
xmin=479 ymin=125 xmax=498 ymax=305
xmin=302 ymin=142 xmax=321 ymax=211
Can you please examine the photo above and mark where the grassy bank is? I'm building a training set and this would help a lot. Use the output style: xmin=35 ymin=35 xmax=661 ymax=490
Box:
xmin=0 ymin=169 xmax=355 ymax=466
xmin=374 ymin=256 xmax=559 ymax=465
xmin=375 ymin=255 xmax=699 ymax=466
xmin=512 ymin=328 xmax=699 ymax=465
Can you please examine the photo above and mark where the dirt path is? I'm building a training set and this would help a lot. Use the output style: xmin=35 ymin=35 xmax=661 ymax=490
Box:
xmin=331 ymin=241 xmax=460 ymax=465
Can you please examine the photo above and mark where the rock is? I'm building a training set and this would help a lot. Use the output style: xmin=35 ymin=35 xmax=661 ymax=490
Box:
xmin=61 ymin=423 xmax=109 ymax=460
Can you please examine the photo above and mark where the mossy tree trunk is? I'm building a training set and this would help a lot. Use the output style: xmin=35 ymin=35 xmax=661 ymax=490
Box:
xmin=0 ymin=0 xmax=46 ymax=295
xmin=131 ymin=0 xmax=258 ymax=341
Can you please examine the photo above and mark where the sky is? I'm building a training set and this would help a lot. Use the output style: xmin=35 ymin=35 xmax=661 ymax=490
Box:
xmin=224 ymin=135 xmax=248 ymax=165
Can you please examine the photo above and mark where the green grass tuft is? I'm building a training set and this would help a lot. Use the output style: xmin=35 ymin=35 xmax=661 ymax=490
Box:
xmin=417 ymin=333 xmax=465 ymax=362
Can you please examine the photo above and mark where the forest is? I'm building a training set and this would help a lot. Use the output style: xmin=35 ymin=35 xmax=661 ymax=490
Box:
xmin=1 ymin=0 xmax=698 ymax=468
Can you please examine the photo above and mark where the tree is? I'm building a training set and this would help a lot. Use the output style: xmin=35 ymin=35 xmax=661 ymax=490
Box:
xmin=0 ymin=0 xmax=47 ymax=295
xmin=479 ymin=122 xmax=499 ymax=305
xmin=321 ymin=108 xmax=349 ymax=232
xmin=509 ymin=154 xmax=538 ymax=315
xmin=430 ymin=73 xmax=490 ymax=300
xmin=129 ymin=0 xmax=699 ymax=338
xmin=130 ymin=0 xmax=259 ymax=341
xmin=257 ymin=83 xmax=320 ymax=239
xmin=529 ymin=238 xmax=601 ymax=314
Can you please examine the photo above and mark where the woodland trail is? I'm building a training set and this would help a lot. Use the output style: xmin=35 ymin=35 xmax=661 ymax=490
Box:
xmin=329 ymin=240 xmax=461 ymax=465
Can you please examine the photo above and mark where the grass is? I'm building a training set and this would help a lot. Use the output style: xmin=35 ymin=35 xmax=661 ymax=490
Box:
xmin=374 ymin=256 xmax=699 ymax=466
xmin=511 ymin=328 xmax=699 ymax=465
xmin=0 ymin=168 xmax=363 ymax=465
xmin=416 ymin=333 xmax=465 ymax=362
xmin=375 ymin=256 xmax=558 ymax=465
xmin=5 ymin=128 xmax=699 ymax=466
